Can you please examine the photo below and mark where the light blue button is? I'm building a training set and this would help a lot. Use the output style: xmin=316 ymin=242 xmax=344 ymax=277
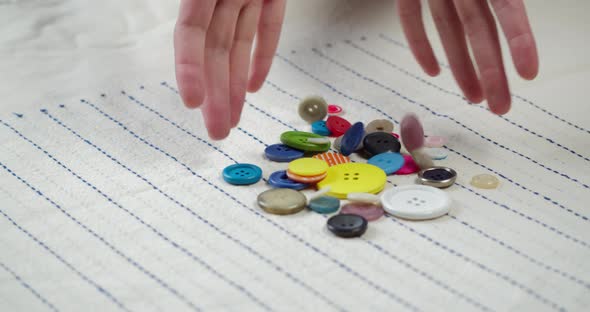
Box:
xmin=309 ymin=196 xmax=340 ymax=214
xmin=311 ymin=120 xmax=331 ymax=136
xmin=223 ymin=164 xmax=262 ymax=185
xmin=367 ymin=152 xmax=405 ymax=175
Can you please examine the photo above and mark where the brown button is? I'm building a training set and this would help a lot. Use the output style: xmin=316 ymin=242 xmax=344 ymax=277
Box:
xmin=298 ymin=96 xmax=328 ymax=123
xmin=257 ymin=188 xmax=307 ymax=215
xmin=365 ymin=119 xmax=394 ymax=134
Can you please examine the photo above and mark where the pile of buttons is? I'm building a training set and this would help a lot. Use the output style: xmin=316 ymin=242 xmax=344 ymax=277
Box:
xmin=223 ymin=95 xmax=464 ymax=238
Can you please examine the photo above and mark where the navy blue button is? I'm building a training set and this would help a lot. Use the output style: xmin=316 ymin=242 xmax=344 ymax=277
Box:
xmin=363 ymin=132 xmax=401 ymax=157
xmin=340 ymin=122 xmax=364 ymax=156
xmin=309 ymin=196 xmax=340 ymax=214
xmin=311 ymin=120 xmax=331 ymax=136
xmin=264 ymin=144 xmax=305 ymax=162
xmin=327 ymin=214 xmax=368 ymax=238
xmin=223 ymin=164 xmax=262 ymax=185
xmin=268 ymin=170 xmax=309 ymax=190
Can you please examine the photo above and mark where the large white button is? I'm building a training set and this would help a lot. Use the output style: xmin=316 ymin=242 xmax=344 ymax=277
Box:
xmin=381 ymin=185 xmax=451 ymax=220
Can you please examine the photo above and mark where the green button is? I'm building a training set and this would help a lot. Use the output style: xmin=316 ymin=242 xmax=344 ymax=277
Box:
xmin=280 ymin=131 xmax=331 ymax=152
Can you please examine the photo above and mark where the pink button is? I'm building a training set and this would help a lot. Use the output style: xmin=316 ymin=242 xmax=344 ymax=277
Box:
xmin=328 ymin=104 xmax=343 ymax=115
xmin=391 ymin=132 xmax=400 ymax=139
xmin=341 ymin=202 xmax=384 ymax=221
xmin=395 ymin=154 xmax=419 ymax=175
xmin=425 ymin=136 xmax=447 ymax=148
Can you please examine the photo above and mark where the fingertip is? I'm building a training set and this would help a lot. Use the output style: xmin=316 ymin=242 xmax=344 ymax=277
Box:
xmin=487 ymin=92 xmax=512 ymax=115
xmin=247 ymin=75 xmax=264 ymax=92
xmin=176 ymin=68 xmax=205 ymax=109
xmin=424 ymin=63 xmax=441 ymax=77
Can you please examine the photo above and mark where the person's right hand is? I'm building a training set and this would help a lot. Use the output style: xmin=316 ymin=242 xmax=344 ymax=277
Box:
xmin=174 ymin=0 xmax=287 ymax=140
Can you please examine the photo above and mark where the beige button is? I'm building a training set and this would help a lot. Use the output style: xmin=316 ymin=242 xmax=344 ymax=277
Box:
xmin=298 ymin=96 xmax=328 ymax=123
xmin=470 ymin=174 xmax=499 ymax=189
xmin=365 ymin=119 xmax=394 ymax=134
xmin=410 ymin=147 xmax=434 ymax=170
xmin=257 ymin=189 xmax=307 ymax=215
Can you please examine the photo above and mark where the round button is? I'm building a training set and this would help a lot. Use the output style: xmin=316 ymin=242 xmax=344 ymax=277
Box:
xmin=309 ymin=196 xmax=340 ymax=214
xmin=258 ymin=188 xmax=307 ymax=215
xmin=424 ymin=135 xmax=447 ymax=148
xmin=347 ymin=192 xmax=381 ymax=204
xmin=470 ymin=174 xmax=499 ymax=189
xmin=365 ymin=119 xmax=394 ymax=134
xmin=327 ymin=214 xmax=368 ymax=238
xmin=340 ymin=122 xmax=364 ymax=156
xmin=326 ymin=116 xmax=351 ymax=137
xmin=312 ymin=152 xmax=350 ymax=167
xmin=410 ymin=147 xmax=434 ymax=170
xmin=280 ymin=131 xmax=331 ymax=152
xmin=328 ymin=104 xmax=343 ymax=115
xmin=311 ymin=120 xmax=331 ymax=136
xmin=400 ymin=113 xmax=425 ymax=152
xmin=391 ymin=132 xmax=400 ymax=139
xmin=418 ymin=167 xmax=457 ymax=188
xmin=268 ymin=170 xmax=309 ymax=190
xmin=286 ymin=170 xmax=327 ymax=184
xmin=395 ymin=154 xmax=420 ymax=175
xmin=381 ymin=185 xmax=451 ymax=220
xmin=317 ymin=163 xmax=386 ymax=198
xmin=363 ymin=132 xmax=401 ymax=157
xmin=264 ymin=144 xmax=304 ymax=162
xmin=341 ymin=202 xmax=384 ymax=221
xmin=425 ymin=148 xmax=448 ymax=160
xmin=333 ymin=136 xmax=363 ymax=153
xmin=367 ymin=152 xmax=405 ymax=175
xmin=298 ymin=96 xmax=328 ymax=123
xmin=222 ymin=164 xmax=262 ymax=185
xmin=288 ymin=158 xmax=329 ymax=176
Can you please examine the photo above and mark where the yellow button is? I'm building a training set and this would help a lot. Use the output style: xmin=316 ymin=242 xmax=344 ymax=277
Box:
xmin=317 ymin=163 xmax=386 ymax=199
xmin=288 ymin=158 xmax=329 ymax=177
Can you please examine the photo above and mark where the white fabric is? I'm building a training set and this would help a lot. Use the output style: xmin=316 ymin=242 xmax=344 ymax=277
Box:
xmin=1 ymin=0 xmax=589 ymax=311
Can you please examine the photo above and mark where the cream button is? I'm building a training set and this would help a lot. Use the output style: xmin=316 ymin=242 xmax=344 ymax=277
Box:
xmin=470 ymin=174 xmax=499 ymax=189
xmin=257 ymin=189 xmax=307 ymax=215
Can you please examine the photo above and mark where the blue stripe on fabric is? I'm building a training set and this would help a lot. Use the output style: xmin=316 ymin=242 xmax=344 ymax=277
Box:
xmin=0 ymin=260 xmax=60 ymax=312
xmin=275 ymin=52 xmax=590 ymax=223
xmin=79 ymin=98 xmax=419 ymax=311
xmin=344 ymin=40 xmax=590 ymax=188
xmin=0 ymin=179 xmax=130 ymax=312
xmin=47 ymin=104 xmax=344 ymax=312
xmin=378 ymin=33 xmax=590 ymax=136
xmin=8 ymin=115 xmax=270 ymax=312
xmin=0 ymin=121 xmax=201 ymax=312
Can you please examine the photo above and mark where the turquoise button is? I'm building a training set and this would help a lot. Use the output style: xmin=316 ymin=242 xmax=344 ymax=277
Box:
xmin=308 ymin=196 xmax=340 ymax=214
xmin=223 ymin=164 xmax=262 ymax=185
xmin=312 ymin=120 xmax=331 ymax=136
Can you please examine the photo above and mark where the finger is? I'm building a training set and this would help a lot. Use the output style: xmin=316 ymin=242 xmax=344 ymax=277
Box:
xmin=230 ymin=1 xmax=262 ymax=127
xmin=174 ymin=0 xmax=217 ymax=108
xmin=247 ymin=0 xmax=286 ymax=92
xmin=428 ymin=0 xmax=483 ymax=103
xmin=490 ymin=0 xmax=539 ymax=79
xmin=454 ymin=0 xmax=511 ymax=114
xmin=397 ymin=0 xmax=440 ymax=76
xmin=202 ymin=0 xmax=241 ymax=140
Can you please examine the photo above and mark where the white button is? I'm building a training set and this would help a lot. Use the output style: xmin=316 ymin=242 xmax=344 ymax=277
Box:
xmin=347 ymin=192 xmax=381 ymax=204
xmin=381 ymin=185 xmax=451 ymax=220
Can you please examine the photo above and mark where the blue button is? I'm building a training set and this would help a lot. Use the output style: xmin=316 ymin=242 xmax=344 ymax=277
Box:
xmin=223 ymin=164 xmax=262 ymax=185
xmin=340 ymin=122 xmax=364 ymax=156
xmin=268 ymin=170 xmax=309 ymax=190
xmin=311 ymin=120 xmax=331 ymax=136
xmin=309 ymin=196 xmax=340 ymax=214
xmin=367 ymin=152 xmax=405 ymax=175
xmin=264 ymin=144 xmax=305 ymax=162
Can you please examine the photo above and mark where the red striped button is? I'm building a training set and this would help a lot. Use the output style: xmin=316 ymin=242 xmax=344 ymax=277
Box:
xmin=313 ymin=152 xmax=351 ymax=167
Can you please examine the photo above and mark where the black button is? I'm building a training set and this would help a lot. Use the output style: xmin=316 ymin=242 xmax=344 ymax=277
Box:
xmin=363 ymin=132 xmax=401 ymax=157
xmin=422 ymin=168 xmax=455 ymax=181
xmin=327 ymin=214 xmax=368 ymax=238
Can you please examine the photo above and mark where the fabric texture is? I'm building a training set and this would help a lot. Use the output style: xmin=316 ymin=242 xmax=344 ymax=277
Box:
xmin=1 ymin=1 xmax=589 ymax=311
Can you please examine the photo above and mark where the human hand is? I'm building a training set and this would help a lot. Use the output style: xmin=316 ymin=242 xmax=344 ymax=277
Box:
xmin=397 ymin=0 xmax=539 ymax=114
xmin=174 ymin=0 xmax=286 ymax=139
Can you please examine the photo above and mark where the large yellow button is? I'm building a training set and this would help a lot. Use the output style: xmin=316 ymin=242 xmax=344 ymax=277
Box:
xmin=288 ymin=158 xmax=329 ymax=177
xmin=317 ymin=163 xmax=386 ymax=199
